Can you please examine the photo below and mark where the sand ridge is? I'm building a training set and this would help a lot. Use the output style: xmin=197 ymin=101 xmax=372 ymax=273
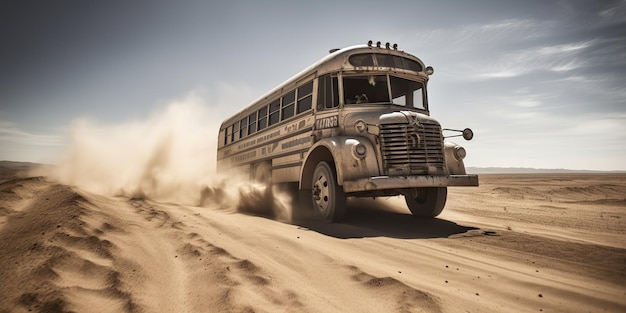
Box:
xmin=0 ymin=179 xmax=136 ymax=312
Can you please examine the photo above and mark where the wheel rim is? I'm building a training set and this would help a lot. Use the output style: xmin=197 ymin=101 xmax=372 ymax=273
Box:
xmin=313 ymin=171 xmax=330 ymax=213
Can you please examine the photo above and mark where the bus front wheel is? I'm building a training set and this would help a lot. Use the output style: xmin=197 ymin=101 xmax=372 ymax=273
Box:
xmin=404 ymin=187 xmax=447 ymax=218
xmin=311 ymin=161 xmax=346 ymax=222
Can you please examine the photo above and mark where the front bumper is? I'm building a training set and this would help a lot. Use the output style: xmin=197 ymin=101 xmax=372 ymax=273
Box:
xmin=342 ymin=174 xmax=479 ymax=193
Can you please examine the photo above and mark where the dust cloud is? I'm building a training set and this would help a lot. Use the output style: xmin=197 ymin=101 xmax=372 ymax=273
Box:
xmin=44 ymin=94 xmax=294 ymax=221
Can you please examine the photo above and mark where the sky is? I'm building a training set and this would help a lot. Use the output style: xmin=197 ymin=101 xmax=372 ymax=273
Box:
xmin=1 ymin=0 xmax=625 ymax=171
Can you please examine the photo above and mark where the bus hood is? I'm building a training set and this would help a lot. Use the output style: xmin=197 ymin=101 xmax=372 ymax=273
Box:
xmin=344 ymin=110 xmax=440 ymax=129
xmin=379 ymin=111 xmax=439 ymax=125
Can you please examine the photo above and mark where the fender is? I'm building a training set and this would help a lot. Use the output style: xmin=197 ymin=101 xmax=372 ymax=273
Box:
xmin=299 ymin=136 xmax=380 ymax=189
xmin=444 ymin=141 xmax=468 ymax=175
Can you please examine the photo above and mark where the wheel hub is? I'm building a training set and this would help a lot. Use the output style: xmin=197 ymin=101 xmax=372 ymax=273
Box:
xmin=313 ymin=174 xmax=330 ymax=212
xmin=312 ymin=185 xmax=321 ymax=201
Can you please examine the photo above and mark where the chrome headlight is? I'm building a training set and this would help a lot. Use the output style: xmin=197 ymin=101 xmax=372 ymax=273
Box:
xmin=352 ymin=143 xmax=367 ymax=159
xmin=453 ymin=146 xmax=466 ymax=161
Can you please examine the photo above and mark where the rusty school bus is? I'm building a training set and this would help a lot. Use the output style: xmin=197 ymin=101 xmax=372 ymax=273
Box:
xmin=217 ymin=41 xmax=478 ymax=222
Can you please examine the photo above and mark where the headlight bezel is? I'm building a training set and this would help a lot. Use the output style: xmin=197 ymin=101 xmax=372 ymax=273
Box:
xmin=352 ymin=143 xmax=367 ymax=159
xmin=354 ymin=120 xmax=367 ymax=133
xmin=453 ymin=145 xmax=467 ymax=161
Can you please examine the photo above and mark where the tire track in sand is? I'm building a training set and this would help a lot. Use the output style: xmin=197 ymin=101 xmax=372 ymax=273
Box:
xmin=119 ymin=199 xmax=306 ymax=312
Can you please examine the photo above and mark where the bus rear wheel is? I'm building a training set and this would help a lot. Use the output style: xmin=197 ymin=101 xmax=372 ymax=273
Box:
xmin=311 ymin=161 xmax=346 ymax=222
xmin=404 ymin=187 xmax=447 ymax=218
xmin=249 ymin=161 xmax=274 ymax=216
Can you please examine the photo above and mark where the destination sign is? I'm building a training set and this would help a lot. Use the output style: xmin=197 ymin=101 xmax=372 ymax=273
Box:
xmin=315 ymin=115 xmax=338 ymax=130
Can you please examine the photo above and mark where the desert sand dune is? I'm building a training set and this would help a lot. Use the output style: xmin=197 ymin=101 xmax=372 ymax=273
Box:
xmin=1 ymin=163 xmax=625 ymax=312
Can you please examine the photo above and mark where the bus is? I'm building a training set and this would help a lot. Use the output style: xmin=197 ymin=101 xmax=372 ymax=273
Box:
xmin=217 ymin=41 xmax=478 ymax=222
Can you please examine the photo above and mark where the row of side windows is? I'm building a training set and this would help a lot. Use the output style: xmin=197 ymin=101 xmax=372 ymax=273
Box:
xmin=224 ymin=80 xmax=313 ymax=145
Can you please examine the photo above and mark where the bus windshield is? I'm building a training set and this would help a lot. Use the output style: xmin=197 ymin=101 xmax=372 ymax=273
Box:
xmin=343 ymin=75 xmax=425 ymax=109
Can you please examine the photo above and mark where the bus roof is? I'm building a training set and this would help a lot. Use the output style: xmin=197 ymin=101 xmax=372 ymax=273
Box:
xmin=220 ymin=44 xmax=427 ymax=128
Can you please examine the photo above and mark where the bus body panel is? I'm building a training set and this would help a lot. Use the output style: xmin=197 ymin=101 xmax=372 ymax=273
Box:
xmin=299 ymin=136 xmax=380 ymax=188
xmin=217 ymin=113 xmax=316 ymax=181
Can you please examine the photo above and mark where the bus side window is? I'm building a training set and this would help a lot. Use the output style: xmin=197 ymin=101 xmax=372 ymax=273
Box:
xmin=248 ymin=111 xmax=257 ymax=135
xmin=233 ymin=121 xmax=240 ymax=142
xmin=258 ymin=106 xmax=268 ymax=131
xmin=240 ymin=117 xmax=248 ymax=139
xmin=268 ymin=99 xmax=280 ymax=126
xmin=317 ymin=74 xmax=339 ymax=110
xmin=297 ymin=81 xmax=313 ymax=114
xmin=281 ymin=90 xmax=295 ymax=121
xmin=224 ymin=126 xmax=231 ymax=145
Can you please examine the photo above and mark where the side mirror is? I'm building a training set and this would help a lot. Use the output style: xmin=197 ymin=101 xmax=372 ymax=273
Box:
xmin=462 ymin=128 xmax=473 ymax=141
xmin=443 ymin=127 xmax=474 ymax=140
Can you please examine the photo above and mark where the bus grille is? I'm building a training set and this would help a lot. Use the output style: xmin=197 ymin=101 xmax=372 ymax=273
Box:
xmin=379 ymin=121 xmax=445 ymax=175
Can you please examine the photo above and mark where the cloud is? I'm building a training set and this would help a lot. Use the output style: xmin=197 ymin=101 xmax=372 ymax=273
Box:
xmin=598 ymin=0 xmax=626 ymax=25
xmin=514 ymin=99 xmax=542 ymax=108
xmin=406 ymin=4 xmax=625 ymax=82
xmin=473 ymin=40 xmax=596 ymax=79
xmin=0 ymin=121 xmax=63 ymax=146
xmin=405 ymin=18 xmax=552 ymax=62
xmin=461 ymin=18 xmax=550 ymax=43
xmin=536 ymin=41 xmax=594 ymax=55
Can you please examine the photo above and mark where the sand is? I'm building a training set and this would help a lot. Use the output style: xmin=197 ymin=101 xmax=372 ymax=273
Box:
xmin=0 ymin=161 xmax=624 ymax=312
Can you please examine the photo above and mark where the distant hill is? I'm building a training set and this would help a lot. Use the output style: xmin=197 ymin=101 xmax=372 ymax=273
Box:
xmin=466 ymin=167 xmax=626 ymax=174
xmin=0 ymin=161 xmax=43 ymax=180
xmin=0 ymin=161 xmax=40 ymax=170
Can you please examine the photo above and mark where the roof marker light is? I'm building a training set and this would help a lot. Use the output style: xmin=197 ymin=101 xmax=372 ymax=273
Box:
xmin=393 ymin=43 xmax=398 ymax=50
xmin=367 ymin=40 xmax=373 ymax=47
xmin=376 ymin=41 xmax=381 ymax=48
xmin=385 ymin=42 xmax=390 ymax=49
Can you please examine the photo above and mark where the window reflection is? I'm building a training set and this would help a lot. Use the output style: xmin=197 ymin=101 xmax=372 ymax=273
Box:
xmin=343 ymin=75 xmax=425 ymax=109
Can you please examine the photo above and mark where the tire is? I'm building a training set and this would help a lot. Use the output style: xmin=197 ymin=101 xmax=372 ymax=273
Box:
xmin=311 ymin=161 xmax=346 ymax=222
xmin=252 ymin=161 xmax=272 ymax=185
xmin=404 ymin=187 xmax=447 ymax=218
